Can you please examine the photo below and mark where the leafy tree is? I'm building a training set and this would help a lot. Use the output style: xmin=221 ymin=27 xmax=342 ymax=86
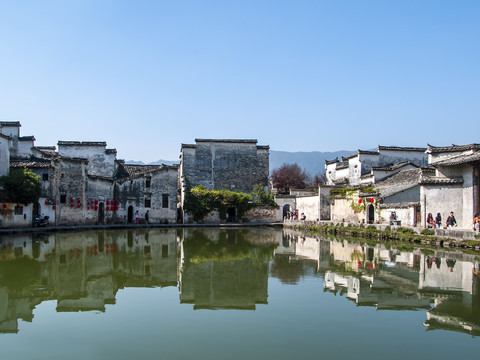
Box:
xmin=271 ymin=163 xmax=309 ymax=194
xmin=0 ymin=168 xmax=42 ymax=205
xmin=251 ymin=184 xmax=277 ymax=206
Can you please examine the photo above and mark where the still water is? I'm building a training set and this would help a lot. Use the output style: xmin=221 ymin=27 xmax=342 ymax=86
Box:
xmin=0 ymin=227 xmax=479 ymax=359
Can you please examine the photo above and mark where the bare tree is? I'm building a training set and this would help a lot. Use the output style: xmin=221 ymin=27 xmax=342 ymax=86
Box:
xmin=306 ymin=173 xmax=326 ymax=190
xmin=272 ymin=163 xmax=309 ymax=194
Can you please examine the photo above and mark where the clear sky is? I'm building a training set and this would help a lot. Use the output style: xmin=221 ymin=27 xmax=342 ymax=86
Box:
xmin=1 ymin=0 xmax=478 ymax=163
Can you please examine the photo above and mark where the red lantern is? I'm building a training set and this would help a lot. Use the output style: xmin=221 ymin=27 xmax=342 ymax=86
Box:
xmin=115 ymin=201 xmax=119 ymax=206
xmin=52 ymin=205 xmax=56 ymax=210
xmin=87 ymin=206 xmax=90 ymax=210
xmin=106 ymin=206 xmax=110 ymax=211
xmin=95 ymin=200 xmax=98 ymax=205
xmin=71 ymin=203 xmax=74 ymax=208
xmin=370 ymin=197 xmax=375 ymax=203
xmin=95 ymin=206 xmax=98 ymax=211
xmin=358 ymin=199 xmax=362 ymax=204
xmin=78 ymin=199 xmax=81 ymax=203
xmin=107 ymin=200 xmax=110 ymax=205
xmin=2 ymin=204 xmax=6 ymax=209
xmin=358 ymin=260 xmax=362 ymax=267
xmin=45 ymin=200 xmax=49 ymax=205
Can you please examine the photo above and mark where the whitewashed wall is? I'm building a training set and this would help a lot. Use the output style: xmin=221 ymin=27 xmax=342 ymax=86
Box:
xmin=0 ymin=203 xmax=33 ymax=227
xmin=421 ymin=182 xmax=466 ymax=229
xmin=331 ymin=198 xmax=364 ymax=223
xmin=296 ymin=195 xmax=320 ymax=221
xmin=379 ymin=206 xmax=415 ymax=226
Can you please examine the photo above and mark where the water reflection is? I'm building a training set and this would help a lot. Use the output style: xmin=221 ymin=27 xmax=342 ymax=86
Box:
xmin=0 ymin=229 xmax=178 ymax=333
xmin=179 ymin=228 xmax=277 ymax=310
xmin=0 ymin=228 xmax=479 ymax=337
xmin=278 ymin=231 xmax=480 ymax=336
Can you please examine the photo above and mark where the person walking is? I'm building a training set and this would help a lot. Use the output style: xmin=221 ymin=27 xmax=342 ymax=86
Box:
xmin=473 ymin=213 xmax=480 ymax=232
xmin=435 ymin=213 xmax=442 ymax=229
xmin=427 ymin=213 xmax=434 ymax=228
xmin=446 ymin=212 xmax=457 ymax=229
xmin=145 ymin=210 xmax=150 ymax=224
xmin=135 ymin=210 xmax=139 ymax=224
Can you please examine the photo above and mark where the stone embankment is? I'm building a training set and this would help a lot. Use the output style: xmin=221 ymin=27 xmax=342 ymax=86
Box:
xmin=284 ymin=220 xmax=480 ymax=251
xmin=0 ymin=222 xmax=283 ymax=235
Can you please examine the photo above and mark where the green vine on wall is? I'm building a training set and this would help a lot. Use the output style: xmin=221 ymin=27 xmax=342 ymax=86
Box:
xmin=184 ymin=183 xmax=277 ymax=221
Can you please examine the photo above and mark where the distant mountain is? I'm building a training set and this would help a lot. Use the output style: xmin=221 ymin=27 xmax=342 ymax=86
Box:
xmin=269 ymin=150 xmax=354 ymax=176
xmin=125 ymin=159 xmax=179 ymax=166
xmin=126 ymin=150 xmax=355 ymax=176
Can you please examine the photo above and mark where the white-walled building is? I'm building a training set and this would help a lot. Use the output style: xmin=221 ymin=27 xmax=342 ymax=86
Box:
xmin=325 ymin=146 xmax=428 ymax=186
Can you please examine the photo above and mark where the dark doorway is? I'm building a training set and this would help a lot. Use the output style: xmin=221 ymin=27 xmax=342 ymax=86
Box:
xmin=415 ymin=206 xmax=421 ymax=226
xmin=283 ymin=204 xmax=292 ymax=219
xmin=98 ymin=202 xmax=105 ymax=224
xmin=32 ymin=202 xmax=40 ymax=223
xmin=367 ymin=204 xmax=375 ymax=224
xmin=128 ymin=206 xmax=134 ymax=223
xmin=226 ymin=207 xmax=236 ymax=222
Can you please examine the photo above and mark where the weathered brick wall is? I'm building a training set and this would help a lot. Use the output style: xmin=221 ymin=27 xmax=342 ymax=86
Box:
xmin=181 ymin=140 xmax=269 ymax=194
xmin=55 ymin=159 xmax=87 ymax=225
xmin=243 ymin=205 xmax=280 ymax=223
xmin=0 ymin=138 xmax=9 ymax=176
xmin=186 ymin=205 xmax=279 ymax=224
xmin=58 ymin=142 xmax=115 ymax=177
xmin=115 ymin=167 xmax=178 ymax=224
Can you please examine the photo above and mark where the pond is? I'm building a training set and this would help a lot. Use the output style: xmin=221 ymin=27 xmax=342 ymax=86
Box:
xmin=0 ymin=227 xmax=479 ymax=359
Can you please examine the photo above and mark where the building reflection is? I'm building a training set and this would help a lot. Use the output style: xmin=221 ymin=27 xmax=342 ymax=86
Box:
xmin=178 ymin=228 xmax=277 ymax=309
xmin=0 ymin=229 xmax=178 ymax=333
xmin=277 ymin=230 xmax=480 ymax=336
xmin=1 ymin=228 xmax=479 ymax=336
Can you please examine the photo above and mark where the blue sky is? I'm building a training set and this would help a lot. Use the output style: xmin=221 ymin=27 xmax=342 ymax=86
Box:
xmin=1 ymin=0 xmax=478 ymax=162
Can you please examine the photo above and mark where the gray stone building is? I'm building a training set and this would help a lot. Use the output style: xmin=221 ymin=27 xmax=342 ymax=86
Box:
xmin=179 ymin=139 xmax=270 ymax=222
xmin=1 ymin=122 xmax=180 ymax=226
xmin=114 ymin=163 xmax=179 ymax=224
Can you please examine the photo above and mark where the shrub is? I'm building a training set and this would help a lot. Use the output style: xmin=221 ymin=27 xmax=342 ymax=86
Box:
xmin=421 ymin=229 xmax=435 ymax=236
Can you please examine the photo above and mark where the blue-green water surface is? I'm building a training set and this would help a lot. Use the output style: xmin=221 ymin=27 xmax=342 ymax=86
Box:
xmin=0 ymin=227 xmax=478 ymax=359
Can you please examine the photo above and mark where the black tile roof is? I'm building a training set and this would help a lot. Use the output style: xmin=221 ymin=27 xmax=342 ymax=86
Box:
xmin=0 ymin=121 xmax=21 ymax=127
xmin=432 ymin=151 xmax=480 ymax=166
xmin=195 ymin=139 xmax=258 ymax=144
xmin=116 ymin=164 xmax=178 ymax=179
xmin=427 ymin=143 xmax=480 ymax=153
xmin=377 ymin=145 xmax=427 ymax=152
xmin=58 ymin=141 xmax=107 ymax=146
xmin=371 ymin=161 xmax=418 ymax=172
xmin=10 ymin=158 xmax=53 ymax=169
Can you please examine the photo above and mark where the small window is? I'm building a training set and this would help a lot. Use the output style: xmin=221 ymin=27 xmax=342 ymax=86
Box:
xmin=145 ymin=198 xmax=151 ymax=208
xmin=162 ymin=194 xmax=168 ymax=208
xmin=14 ymin=205 xmax=23 ymax=215
xmin=60 ymin=194 xmax=67 ymax=204
xmin=145 ymin=178 xmax=151 ymax=188
xmin=42 ymin=173 xmax=49 ymax=181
